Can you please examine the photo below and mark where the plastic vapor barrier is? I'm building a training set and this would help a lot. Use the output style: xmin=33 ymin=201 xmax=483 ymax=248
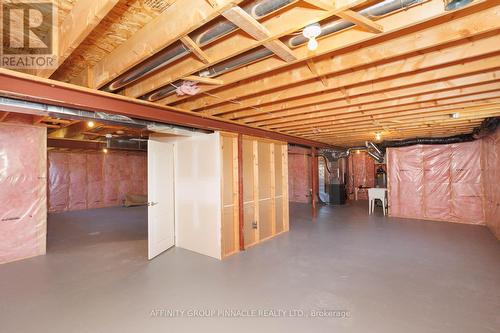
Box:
xmin=347 ymin=152 xmax=375 ymax=200
xmin=481 ymin=128 xmax=500 ymax=239
xmin=288 ymin=146 xmax=311 ymax=203
xmin=48 ymin=151 xmax=147 ymax=213
xmin=0 ymin=123 xmax=47 ymax=264
xmin=387 ymin=140 xmax=485 ymax=224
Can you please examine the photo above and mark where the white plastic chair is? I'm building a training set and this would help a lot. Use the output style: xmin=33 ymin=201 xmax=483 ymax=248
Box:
xmin=368 ymin=188 xmax=387 ymax=216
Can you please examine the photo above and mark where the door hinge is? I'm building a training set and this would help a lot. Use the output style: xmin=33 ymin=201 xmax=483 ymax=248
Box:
xmin=252 ymin=221 xmax=258 ymax=229
xmin=148 ymin=202 xmax=159 ymax=207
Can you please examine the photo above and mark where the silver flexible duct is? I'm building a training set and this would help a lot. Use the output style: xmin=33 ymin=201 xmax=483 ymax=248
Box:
xmin=139 ymin=0 xmax=422 ymax=101
xmin=103 ymin=0 xmax=295 ymax=92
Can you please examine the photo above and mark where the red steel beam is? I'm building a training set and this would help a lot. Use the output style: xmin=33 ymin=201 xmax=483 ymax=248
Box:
xmin=0 ymin=69 xmax=334 ymax=148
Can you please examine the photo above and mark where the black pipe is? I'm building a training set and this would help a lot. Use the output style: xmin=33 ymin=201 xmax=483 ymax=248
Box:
xmin=380 ymin=117 xmax=499 ymax=151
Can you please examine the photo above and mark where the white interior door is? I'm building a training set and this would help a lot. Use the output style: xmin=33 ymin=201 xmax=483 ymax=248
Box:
xmin=148 ymin=137 xmax=175 ymax=260
xmin=175 ymin=133 xmax=222 ymax=259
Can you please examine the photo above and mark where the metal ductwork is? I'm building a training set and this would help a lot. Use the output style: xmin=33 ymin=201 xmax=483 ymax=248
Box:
xmin=286 ymin=0 xmax=421 ymax=47
xmin=111 ymin=0 xmax=422 ymax=102
xmin=102 ymin=0 xmax=296 ymax=92
xmin=444 ymin=0 xmax=474 ymax=11
xmin=365 ymin=141 xmax=384 ymax=163
xmin=0 ymin=96 xmax=207 ymax=138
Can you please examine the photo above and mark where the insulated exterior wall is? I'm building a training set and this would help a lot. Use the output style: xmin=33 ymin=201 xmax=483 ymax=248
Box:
xmin=347 ymin=151 xmax=375 ymax=200
xmin=482 ymin=128 xmax=500 ymax=239
xmin=387 ymin=140 xmax=485 ymax=225
xmin=0 ymin=123 xmax=47 ymax=264
xmin=288 ymin=146 xmax=311 ymax=203
xmin=48 ymin=150 xmax=147 ymax=213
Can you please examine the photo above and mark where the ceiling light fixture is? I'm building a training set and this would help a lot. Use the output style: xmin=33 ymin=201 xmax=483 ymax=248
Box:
xmin=443 ymin=0 xmax=473 ymax=11
xmin=87 ymin=121 xmax=95 ymax=128
xmin=375 ymin=132 xmax=382 ymax=141
xmin=303 ymin=23 xmax=321 ymax=51
xmin=450 ymin=112 xmax=460 ymax=119
xmin=103 ymin=148 xmax=108 ymax=154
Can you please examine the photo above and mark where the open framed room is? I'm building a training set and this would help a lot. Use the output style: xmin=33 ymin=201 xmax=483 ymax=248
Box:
xmin=0 ymin=0 xmax=499 ymax=332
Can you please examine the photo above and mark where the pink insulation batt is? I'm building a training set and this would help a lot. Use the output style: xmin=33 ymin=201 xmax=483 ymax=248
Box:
xmin=481 ymin=128 xmax=500 ymax=239
xmin=387 ymin=140 xmax=485 ymax=225
xmin=48 ymin=150 xmax=147 ymax=213
xmin=288 ymin=146 xmax=311 ymax=203
xmin=0 ymin=123 xmax=47 ymax=264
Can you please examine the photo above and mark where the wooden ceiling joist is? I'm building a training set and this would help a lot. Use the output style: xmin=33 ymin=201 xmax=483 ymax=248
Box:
xmin=183 ymin=75 xmax=224 ymax=85
xmin=207 ymin=33 xmax=500 ymax=118
xmin=222 ymin=6 xmax=297 ymax=62
xmin=277 ymin=93 xmax=500 ymax=132
xmin=37 ymin=0 xmax=120 ymax=78
xmin=180 ymin=36 xmax=212 ymax=64
xmin=243 ymin=66 xmax=500 ymax=125
xmin=123 ymin=0 xmax=371 ymax=98
xmin=6 ymin=0 xmax=500 ymax=146
xmin=336 ymin=9 xmax=384 ymax=33
xmin=77 ymin=0 xmax=244 ymax=89
xmin=48 ymin=121 xmax=91 ymax=139
xmin=302 ymin=0 xmax=335 ymax=11
xmin=307 ymin=118 xmax=495 ymax=140
xmin=177 ymin=3 xmax=500 ymax=112
xmin=306 ymin=60 xmax=328 ymax=87
xmin=295 ymin=105 xmax=500 ymax=136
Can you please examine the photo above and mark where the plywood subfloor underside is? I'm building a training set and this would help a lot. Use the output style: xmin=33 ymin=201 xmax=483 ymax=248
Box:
xmin=0 ymin=203 xmax=499 ymax=332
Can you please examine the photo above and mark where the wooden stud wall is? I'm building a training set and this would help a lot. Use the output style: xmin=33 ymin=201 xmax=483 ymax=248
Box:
xmin=220 ymin=133 xmax=240 ymax=258
xmin=220 ymin=133 xmax=289 ymax=257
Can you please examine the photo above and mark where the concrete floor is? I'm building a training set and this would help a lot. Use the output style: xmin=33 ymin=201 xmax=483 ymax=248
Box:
xmin=0 ymin=202 xmax=499 ymax=333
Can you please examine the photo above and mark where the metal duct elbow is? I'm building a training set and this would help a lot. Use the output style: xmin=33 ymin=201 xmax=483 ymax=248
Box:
xmin=367 ymin=151 xmax=384 ymax=164
xmin=366 ymin=141 xmax=383 ymax=156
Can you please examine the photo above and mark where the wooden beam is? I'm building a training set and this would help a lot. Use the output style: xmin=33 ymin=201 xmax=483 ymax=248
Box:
xmin=184 ymin=75 xmax=224 ymax=85
xmin=180 ymin=36 xmax=212 ymax=64
xmin=124 ymin=0 xmax=370 ymax=98
xmin=0 ymin=68 xmax=333 ymax=148
xmin=244 ymin=68 xmax=500 ymax=125
xmin=336 ymin=9 xmax=384 ymax=33
xmin=169 ymin=1 xmax=497 ymax=109
xmin=77 ymin=0 xmax=244 ymax=89
xmin=37 ymin=0 xmax=120 ymax=78
xmin=48 ymin=121 xmax=91 ymax=139
xmin=295 ymin=106 xmax=500 ymax=136
xmin=311 ymin=147 xmax=317 ymax=219
xmin=306 ymin=59 xmax=328 ymax=87
xmin=47 ymin=138 xmax=106 ymax=150
xmin=222 ymin=6 xmax=297 ymax=62
xmin=282 ymin=99 xmax=500 ymax=134
xmin=214 ymin=36 xmax=500 ymax=119
xmin=303 ymin=0 xmax=334 ymax=11
xmin=237 ymin=133 xmax=245 ymax=250
xmin=271 ymin=89 xmax=500 ymax=131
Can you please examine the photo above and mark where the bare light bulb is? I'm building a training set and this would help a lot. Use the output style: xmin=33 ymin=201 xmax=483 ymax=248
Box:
xmin=87 ymin=121 xmax=95 ymax=128
xmin=375 ymin=133 xmax=382 ymax=141
xmin=103 ymin=148 xmax=108 ymax=154
xmin=307 ymin=37 xmax=318 ymax=51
